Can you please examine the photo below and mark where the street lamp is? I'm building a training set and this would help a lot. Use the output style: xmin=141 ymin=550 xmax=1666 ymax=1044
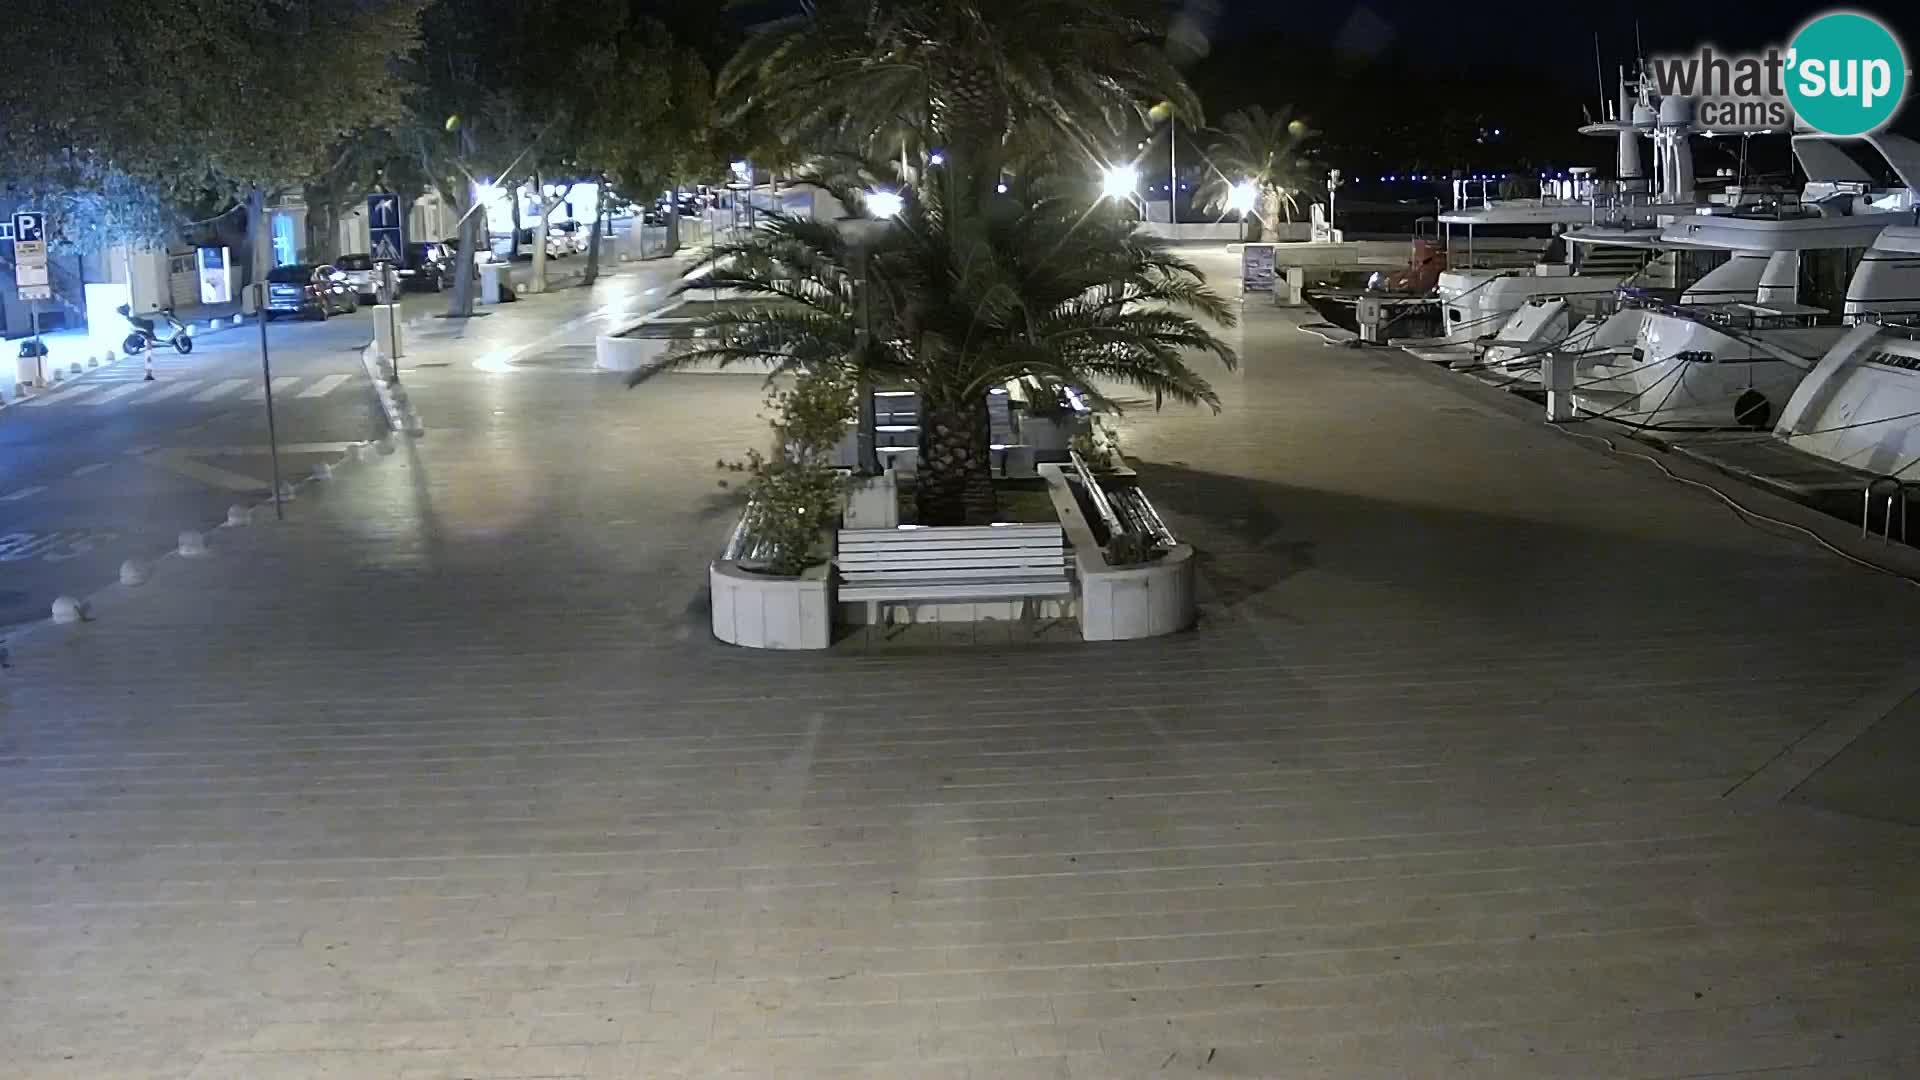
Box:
xmin=1226 ymin=181 xmax=1258 ymax=215
xmin=1101 ymin=164 xmax=1140 ymax=202
xmin=863 ymin=188 xmax=905 ymax=218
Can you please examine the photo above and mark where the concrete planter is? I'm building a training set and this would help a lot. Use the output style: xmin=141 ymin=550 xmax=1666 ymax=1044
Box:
xmin=710 ymin=558 xmax=833 ymax=650
xmin=1039 ymin=463 xmax=1195 ymax=641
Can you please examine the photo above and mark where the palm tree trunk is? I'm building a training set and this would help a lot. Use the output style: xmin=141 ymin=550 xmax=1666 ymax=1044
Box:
xmin=916 ymin=390 xmax=995 ymax=525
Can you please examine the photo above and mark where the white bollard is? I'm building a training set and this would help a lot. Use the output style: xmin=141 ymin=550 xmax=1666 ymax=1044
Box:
xmin=119 ymin=559 xmax=150 ymax=586
xmin=143 ymin=354 xmax=154 ymax=381
xmin=86 ymin=355 xmax=99 ymax=368
xmin=311 ymin=462 xmax=333 ymax=481
xmin=276 ymin=482 xmax=297 ymax=501
xmin=49 ymin=368 xmax=63 ymax=384
xmin=1543 ymin=351 xmax=1575 ymax=422
xmin=68 ymin=361 xmax=82 ymax=375
xmin=227 ymin=504 xmax=253 ymax=526
xmin=104 ymin=349 xmax=116 ymax=364
xmin=178 ymin=530 xmax=209 ymax=557
xmin=51 ymin=596 xmax=85 ymax=624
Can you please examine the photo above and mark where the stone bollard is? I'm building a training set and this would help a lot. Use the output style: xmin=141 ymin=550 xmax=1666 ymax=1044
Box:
xmin=276 ymin=482 xmax=297 ymax=501
xmin=348 ymin=443 xmax=369 ymax=462
xmin=311 ymin=462 xmax=333 ymax=481
xmin=50 ymin=368 xmax=63 ymax=384
xmin=104 ymin=349 xmax=117 ymax=364
xmin=178 ymin=530 xmax=209 ymax=557
xmin=227 ymin=505 xmax=253 ymax=526
xmin=87 ymin=355 xmax=100 ymax=368
xmin=68 ymin=361 xmax=82 ymax=375
xmin=119 ymin=559 xmax=150 ymax=586
xmin=51 ymin=596 xmax=86 ymax=624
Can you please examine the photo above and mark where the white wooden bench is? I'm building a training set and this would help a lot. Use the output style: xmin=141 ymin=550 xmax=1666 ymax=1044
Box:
xmin=836 ymin=524 xmax=1072 ymax=625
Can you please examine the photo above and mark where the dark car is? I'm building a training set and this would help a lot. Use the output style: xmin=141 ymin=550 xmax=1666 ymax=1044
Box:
xmin=263 ymin=264 xmax=359 ymax=320
xmin=401 ymin=242 xmax=461 ymax=291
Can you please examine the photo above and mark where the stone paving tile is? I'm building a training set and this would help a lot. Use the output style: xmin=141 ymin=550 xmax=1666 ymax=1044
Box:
xmin=4 ymin=257 xmax=1920 ymax=1077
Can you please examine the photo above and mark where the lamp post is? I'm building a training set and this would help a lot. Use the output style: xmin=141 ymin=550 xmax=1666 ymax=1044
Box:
xmin=849 ymin=188 xmax=903 ymax=476
xmin=1327 ymin=169 xmax=1344 ymax=241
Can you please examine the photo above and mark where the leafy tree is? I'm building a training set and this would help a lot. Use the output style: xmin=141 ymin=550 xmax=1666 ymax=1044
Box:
xmin=1194 ymin=105 xmax=1318 ymax=234
xmin=2 ymin=0 xmax=419 ymax=284
xmin=637 ymin=166 xmax=1237 ymax=525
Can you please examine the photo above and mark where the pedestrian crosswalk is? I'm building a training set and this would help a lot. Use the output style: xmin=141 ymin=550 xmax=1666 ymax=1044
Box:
xmin=15 ymin=373 xmax=363 ymax=409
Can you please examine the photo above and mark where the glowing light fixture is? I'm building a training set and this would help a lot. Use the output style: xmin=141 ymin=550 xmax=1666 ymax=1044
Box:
xmin=1226 ymin=181 xmax=1258 ymax=214
xmin=864 ymin=188 xmax=904 ymax=218
xmin=1101 ymin=164 xmax=1140 ymax=201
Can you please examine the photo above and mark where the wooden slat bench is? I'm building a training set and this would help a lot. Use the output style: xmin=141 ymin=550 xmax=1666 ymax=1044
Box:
xmin=836 ymin=524 xmax=1073 ymax=625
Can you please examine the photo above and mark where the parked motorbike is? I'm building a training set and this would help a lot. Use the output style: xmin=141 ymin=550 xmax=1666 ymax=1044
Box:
xmin=118 ymin=304 xmax=194 ymax=355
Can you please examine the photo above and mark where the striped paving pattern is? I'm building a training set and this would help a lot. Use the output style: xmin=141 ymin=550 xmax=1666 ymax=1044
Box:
xmin=13 ymin=374 xmax=359 ymax=408
xmin=3 ymin=309 xmax=1919 ymax=1079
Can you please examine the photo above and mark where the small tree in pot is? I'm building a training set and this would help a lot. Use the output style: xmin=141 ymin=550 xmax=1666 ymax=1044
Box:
xmin=722 ymin=370 xmax=857 ymax=577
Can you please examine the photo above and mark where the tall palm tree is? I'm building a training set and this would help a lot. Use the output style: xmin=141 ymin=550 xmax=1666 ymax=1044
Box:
xmin=1195 ymin=105 xmax=1318 ymax=235
xmin=636 ymin=166 xmax=1238 ymax=525
xmin=719 ymin=0 xmax=1198 ymax=188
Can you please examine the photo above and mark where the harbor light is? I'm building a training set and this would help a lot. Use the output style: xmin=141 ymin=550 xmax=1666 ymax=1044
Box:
xmin=1101 ymin=164 xmax=1139 ymax=201
xmin=863 ymin=188 xmax=904 ymax=218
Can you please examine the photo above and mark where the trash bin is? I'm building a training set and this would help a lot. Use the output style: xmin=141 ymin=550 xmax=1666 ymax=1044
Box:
xmin=15 ymin=340 xmax=47 ymax=387
xmin=478 ymin=263 xmax=502 ymax=305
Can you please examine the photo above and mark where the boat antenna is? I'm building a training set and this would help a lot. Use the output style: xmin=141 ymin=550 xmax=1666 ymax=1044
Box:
xmin=1593 ymin=33 xmax=1608 ymax=120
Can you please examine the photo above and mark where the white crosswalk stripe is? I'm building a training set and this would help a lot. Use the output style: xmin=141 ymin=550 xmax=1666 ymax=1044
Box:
xmin=10 ymin=372 xmax=359 ymax=409
xmin=191 ymin=379 xmax=250 ymax=402
xmin=246 ymin=376 xmax=303 ymax=401
xmin=299 ymin=373 xmax=354 ymax=398
xmin=81 ymin=382 xmax=151 ymax=405
xmin=139 ymin=381 xmax=202 ymax=403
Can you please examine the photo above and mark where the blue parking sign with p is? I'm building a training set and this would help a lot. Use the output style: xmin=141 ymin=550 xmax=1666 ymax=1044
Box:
xmin=12 ymin=212 xmax=44 ymax=243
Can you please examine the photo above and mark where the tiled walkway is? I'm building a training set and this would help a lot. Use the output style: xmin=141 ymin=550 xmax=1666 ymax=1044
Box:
xmin=3 ymin=254 xmax=1919 ymax=1078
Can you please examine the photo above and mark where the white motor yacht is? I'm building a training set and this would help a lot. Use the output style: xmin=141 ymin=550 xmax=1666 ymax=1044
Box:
xmin=1570 ymin=131 xmax=1920 ymax=430
xmin=1397 ymin=81 xmax=1732 ymax=367
xmin=1769 ymin=225 xmax=1920 ymax=480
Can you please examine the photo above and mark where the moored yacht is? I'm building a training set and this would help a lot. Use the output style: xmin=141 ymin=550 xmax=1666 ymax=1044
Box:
xmin=1569 ymin=131 xmax=1920 ymax=429
xmin=1768 ymin=225 xmax=1920 ymax=479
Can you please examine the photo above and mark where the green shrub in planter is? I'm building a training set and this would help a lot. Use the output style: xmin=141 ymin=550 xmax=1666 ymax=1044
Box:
xmin=724 ymin=372 xmax=857 ymax=577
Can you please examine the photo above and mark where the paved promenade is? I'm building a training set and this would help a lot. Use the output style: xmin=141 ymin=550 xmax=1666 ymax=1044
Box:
xmin=3 ymin=252 xmax=1919 ymax=1078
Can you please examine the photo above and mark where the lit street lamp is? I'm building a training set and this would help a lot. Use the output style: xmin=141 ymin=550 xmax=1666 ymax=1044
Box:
xmin=1101 ymin=164 xmax=1140 ymax=202
xmin=863 ymin=188 xmax=905 ymax=218
xmin=1226 ymin=181 xmax=1258 ymax=215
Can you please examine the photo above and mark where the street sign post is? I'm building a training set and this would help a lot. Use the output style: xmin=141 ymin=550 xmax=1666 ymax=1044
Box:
xmin=11 ymin=211 xmax=50 ymax=302
xmin=366 ymin=193 xmax=406 ymax=265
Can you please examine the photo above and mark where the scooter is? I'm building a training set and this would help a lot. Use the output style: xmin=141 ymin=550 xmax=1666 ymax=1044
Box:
xmin=118 ymin=305 xmax=194 ymax=355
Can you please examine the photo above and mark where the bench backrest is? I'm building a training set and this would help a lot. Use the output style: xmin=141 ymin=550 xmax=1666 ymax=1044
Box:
xmin=837 ymin=524 xmax=1067 ymax=580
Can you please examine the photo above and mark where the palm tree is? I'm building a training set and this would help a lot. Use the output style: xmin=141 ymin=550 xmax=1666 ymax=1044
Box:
xmin=635 ymin=166 xmax=1238 ymax=526
xmin=719 ymin=0 xmax=1198 ymax=188
xmin=1195 ymin=105 xmax=1318 ymax=237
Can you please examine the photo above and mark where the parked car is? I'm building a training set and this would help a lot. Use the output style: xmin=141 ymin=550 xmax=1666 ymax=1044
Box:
xmin=333 ymin=253 xmax=388 ymax=302
xmin=400 ymin=242 xmax=455 ymax=291
xmin=263 ymin=264 xmax=360 ymax=320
